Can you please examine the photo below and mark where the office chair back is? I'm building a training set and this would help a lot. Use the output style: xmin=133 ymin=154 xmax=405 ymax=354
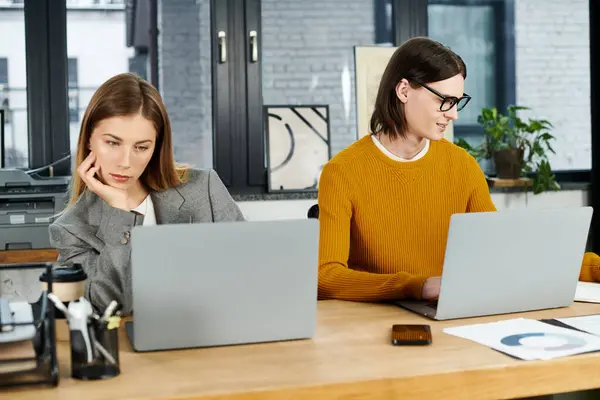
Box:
xmin=307 ymin=204 xmax=319 ymax=219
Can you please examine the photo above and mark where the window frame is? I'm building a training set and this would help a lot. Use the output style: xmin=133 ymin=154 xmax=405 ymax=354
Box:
xmin=426 ymin=0 xmax=589 ymax=182
xmin=589 ymin=0 xmax=600 ymax=251
xmin=0 ymin=58 xmax=7 ymax=86
xmin=27 ymin=0 xmax=590 ymax=188
xmin=427 ymin=0 xmax=516 ymax=141
xmin=67 ymin=57 xmax=79 ymax=123
xmin=213 ymin=0 xmax=415 ymax=195
xmin=23 ymin=0 xmax=70 ymax=176
xmin=391 ymin=0 xmax=428 ymax=44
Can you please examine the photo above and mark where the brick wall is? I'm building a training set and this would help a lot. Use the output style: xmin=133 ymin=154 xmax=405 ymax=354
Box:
xmin=158 ymin=0 xmax=590 ymax=170
xmin=264 ymin=0 xmax=592 ymax=168
xmin=160 ymin=0 xmax=376 ymax=161
xmin=261 ymin=0 xmax=376 ymax=155
xmin=514 ymin=0 xmax=590 ymax=170
xmin=158 ymin=0 xmax=213 ymax=169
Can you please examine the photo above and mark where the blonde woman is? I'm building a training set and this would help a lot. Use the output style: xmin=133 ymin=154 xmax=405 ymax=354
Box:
xmin=49 ymin=73 xmax=244 ymax=315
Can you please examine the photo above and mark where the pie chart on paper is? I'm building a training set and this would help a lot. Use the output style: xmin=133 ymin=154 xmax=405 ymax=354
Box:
xmin=500 ymin=332 xmax=587 ymax=351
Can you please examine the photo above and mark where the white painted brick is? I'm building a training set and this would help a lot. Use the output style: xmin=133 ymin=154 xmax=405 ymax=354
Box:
xmin=515 ymin=0 xmax=590 ymax=170
xmin=261 ymin=0 xmax=375 ymax=156
xmin=157 ymin=0 xmax=590 ymax=171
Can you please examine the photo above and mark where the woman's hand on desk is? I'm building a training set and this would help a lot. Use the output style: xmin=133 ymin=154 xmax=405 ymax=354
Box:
xmin=422 ymin=277 xmax=441 ymax=300
xmin=78 ymin=152 xmax=130 ymax=211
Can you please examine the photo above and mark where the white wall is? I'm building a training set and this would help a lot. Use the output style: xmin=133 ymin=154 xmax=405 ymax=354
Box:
xmin=491 ymin=190 xmax=589 ymax=210
xmin=237 ymin=190 xmax=590 ymax=221
xmin=239 ymin=199 xmax=317 ymax=221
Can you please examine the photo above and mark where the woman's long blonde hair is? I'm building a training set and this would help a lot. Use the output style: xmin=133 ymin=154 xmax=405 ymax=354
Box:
xmin=69 ymin=73 xmax=189 ymax=206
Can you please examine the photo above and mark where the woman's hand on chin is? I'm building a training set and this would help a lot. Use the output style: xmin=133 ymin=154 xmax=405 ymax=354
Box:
xmin=78 ymin=152 xmax=130 ymax=211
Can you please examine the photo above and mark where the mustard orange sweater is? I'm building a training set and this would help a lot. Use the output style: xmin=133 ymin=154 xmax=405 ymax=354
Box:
xmin=317 ymin=135 xmax=599 ymax=301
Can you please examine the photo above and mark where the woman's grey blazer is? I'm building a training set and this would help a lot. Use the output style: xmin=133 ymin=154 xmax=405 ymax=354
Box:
xmin=48 ymin=168 xmax=245 ymax=315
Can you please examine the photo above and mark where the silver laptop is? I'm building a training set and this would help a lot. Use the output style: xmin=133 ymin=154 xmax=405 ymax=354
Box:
xmin=397 ymin=207 xmax=593 ymax=320
xmin=127 ymin=219 xmax=319 ymax=352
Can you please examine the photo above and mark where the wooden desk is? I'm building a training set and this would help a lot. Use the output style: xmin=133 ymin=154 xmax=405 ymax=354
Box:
xmin=3 ymin=300 xmax=600 ymax=400
xmin=0 ymin=249 xmax=58 ymax=264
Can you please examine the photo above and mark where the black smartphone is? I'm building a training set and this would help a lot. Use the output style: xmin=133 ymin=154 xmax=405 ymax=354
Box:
xmin=391 ymin=324 xmax=432 ymax=346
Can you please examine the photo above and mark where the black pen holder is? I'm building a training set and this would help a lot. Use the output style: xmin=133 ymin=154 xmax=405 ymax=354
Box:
xmin=70 ymin=318 xmax=120 ymax=380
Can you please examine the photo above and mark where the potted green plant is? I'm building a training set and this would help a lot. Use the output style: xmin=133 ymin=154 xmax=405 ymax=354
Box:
xmin=455 ymin=105 xmax=560 ymax=195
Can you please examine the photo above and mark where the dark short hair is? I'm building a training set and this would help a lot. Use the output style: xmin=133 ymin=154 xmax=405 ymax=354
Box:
xmin=369 ymin=37 xmax=467 ymax=140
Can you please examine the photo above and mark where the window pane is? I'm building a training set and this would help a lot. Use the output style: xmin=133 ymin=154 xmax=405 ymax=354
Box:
xmin=261 ymin=0 xmax=393 ymax=156
xmin=428 ymin=4 xmax=496 ymax=127
xmin=428 ymin=0 xmax=591 ymax=171
xmin=515 ymin=0 xmax=590 ymax=170
xmin=67 ymin=0 xmax=133 ymax=152
xmin=0 ymin=2 xmax=28 ymax=168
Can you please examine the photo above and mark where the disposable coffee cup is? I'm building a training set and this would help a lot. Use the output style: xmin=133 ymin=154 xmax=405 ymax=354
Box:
xmin=39 ymin=264 xmax=88 ymax=341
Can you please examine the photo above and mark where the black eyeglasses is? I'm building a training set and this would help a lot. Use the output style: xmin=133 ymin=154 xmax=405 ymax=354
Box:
xmin=414 ymin=81 xmax=471 ymax=112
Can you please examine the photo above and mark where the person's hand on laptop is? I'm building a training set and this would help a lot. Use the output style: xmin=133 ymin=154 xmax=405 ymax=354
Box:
xmin=422 ymin=277 xmax=441 ymax=300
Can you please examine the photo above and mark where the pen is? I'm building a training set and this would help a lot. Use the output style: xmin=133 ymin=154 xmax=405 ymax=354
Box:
xmin=94 ymin=340 xmax=117 ymax=365
xmin=48 ymin=293 xmax=74 ymax=319
xmin=102 ymin=300 xmax=118 ymax=321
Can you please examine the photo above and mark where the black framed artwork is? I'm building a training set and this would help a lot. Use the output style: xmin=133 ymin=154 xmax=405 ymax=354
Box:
xmin=265 ymin=105 xmax=331 ymax=193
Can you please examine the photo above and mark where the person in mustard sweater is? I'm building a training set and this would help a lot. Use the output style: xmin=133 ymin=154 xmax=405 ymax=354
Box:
xmin=317 ymin=36 xmax=599 ymax=302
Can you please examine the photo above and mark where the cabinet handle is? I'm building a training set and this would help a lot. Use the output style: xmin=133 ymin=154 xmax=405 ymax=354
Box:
xmin=249 ymin=30 xmax=258 ymax=63
xmin=218 ymin=31 xmax=227 ymax=64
